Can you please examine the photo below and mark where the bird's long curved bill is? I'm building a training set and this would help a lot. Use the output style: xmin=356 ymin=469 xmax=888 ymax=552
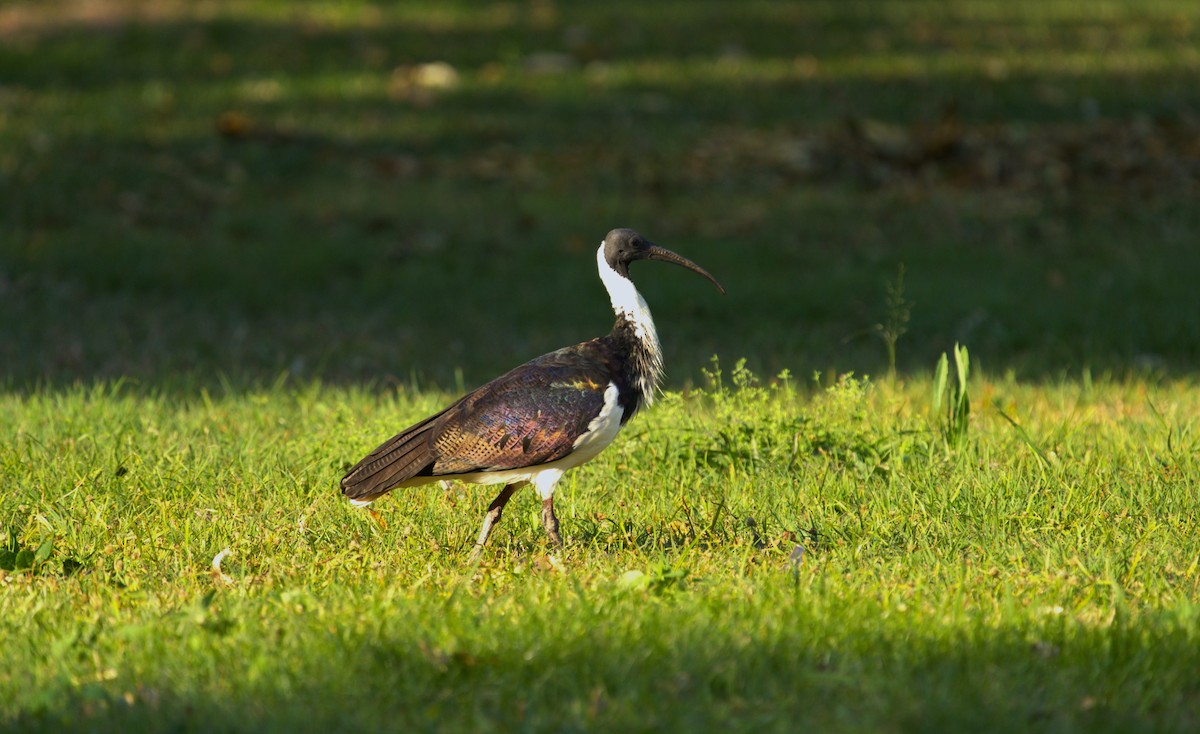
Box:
xmin=645 ymin=244 xmax=727 ymax=295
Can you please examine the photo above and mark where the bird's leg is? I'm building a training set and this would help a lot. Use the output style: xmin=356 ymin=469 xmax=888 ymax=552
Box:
xmin=531 ymin=470 xmax=565 ymax=549
xmin=469 ymin=482 xmax=524 ymax=562
xmin=541 ymin=497 xmax=563 ymax=548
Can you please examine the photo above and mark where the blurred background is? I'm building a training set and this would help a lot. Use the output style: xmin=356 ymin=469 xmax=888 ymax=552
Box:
xmin=2 ymin=0 xmax=1198 ymax=390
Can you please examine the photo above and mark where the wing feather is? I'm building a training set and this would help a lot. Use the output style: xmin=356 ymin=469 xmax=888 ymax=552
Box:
xmin=340 ymin=344 xmax=613 ymax=501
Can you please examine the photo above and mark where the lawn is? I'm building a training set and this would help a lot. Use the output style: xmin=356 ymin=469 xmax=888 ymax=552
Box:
xmin=2 ymin=1 xmax=1200 ymax=731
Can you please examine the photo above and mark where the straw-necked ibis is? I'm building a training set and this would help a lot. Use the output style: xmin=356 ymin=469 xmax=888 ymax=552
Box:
xmin=340 ymin=228 xmax=725 ymax=557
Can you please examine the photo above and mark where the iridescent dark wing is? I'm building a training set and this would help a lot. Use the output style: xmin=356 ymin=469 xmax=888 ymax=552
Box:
xmin=429 ymin=362 xmax=608 ymax=473
xmin=340 ymin=342 xmax=613 ymax=502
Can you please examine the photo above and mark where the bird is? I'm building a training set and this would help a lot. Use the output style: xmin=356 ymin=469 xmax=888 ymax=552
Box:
xmin=340 ymin=228 xmax=726 ymax=559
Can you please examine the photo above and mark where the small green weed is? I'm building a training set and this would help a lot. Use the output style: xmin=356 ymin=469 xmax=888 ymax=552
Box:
xmin=0 ymin=530 xmax=56 ymax=575
xmin=795 ymin=373 xmax=891 ymax=474
xmin=874 ymin=264 xmax=911 ymax=377
xmin=933 ymin=343 xmax=972 ymax=451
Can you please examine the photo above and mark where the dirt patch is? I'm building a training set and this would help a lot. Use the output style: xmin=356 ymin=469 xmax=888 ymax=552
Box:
xmin=689 ymin=111 xmax=1200 ymax=196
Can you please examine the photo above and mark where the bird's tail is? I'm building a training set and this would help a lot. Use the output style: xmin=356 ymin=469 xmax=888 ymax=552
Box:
xmin=340 ymin=416 xmax=441 ymax=503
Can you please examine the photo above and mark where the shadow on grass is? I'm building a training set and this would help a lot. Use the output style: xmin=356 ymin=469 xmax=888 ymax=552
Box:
xmin=3 ymin=614 xmax=1196 ymax=733
xmin=4 ymin=2 xmax=1200 ymax=390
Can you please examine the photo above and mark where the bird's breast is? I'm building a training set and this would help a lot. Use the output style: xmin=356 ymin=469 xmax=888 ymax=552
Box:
xmin=569 ymin=381 xmax=624 ymax=462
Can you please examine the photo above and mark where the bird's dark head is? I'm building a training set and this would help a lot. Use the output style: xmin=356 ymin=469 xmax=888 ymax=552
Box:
xmin=602 ymin=228 xmax=726 ymax=294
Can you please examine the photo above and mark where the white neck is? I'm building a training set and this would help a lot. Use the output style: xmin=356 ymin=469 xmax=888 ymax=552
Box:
xmin=596 ymin=243 xmax=664 ymax=404
xmin=597 ymin=244 xmax=660 ymax=348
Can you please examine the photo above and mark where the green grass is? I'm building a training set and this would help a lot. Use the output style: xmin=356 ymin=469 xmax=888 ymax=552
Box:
xmin=3 ymin=371 xmax=1199 ymax=731
xmin=3 ymin=0 xmax=1200 ymax=731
